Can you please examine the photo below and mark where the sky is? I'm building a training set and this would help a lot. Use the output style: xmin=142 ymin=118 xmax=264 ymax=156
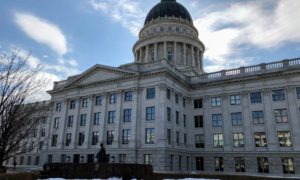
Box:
xmin=0 ymin=0 xmax=300 ymax=100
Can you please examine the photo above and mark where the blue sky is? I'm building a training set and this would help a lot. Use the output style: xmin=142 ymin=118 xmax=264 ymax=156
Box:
xmin=1 ymin=0 xmax=300 ymax=98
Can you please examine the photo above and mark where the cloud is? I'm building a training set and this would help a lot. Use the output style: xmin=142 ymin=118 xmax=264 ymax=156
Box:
xmin=90 ymin=0 xmax=145 ymax=36
xmin=192 ymin=0 xmax=300 ymax=72
xmin=14 ymin=12 xmax=68 ymax=56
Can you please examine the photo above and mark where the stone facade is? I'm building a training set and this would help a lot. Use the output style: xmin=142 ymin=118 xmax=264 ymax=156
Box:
xmin=13 ymin=0 xmax=300 ymax=177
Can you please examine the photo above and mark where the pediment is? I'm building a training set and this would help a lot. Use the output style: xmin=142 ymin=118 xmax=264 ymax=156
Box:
xmin=64 ymin=64 xmax=137 ymax=88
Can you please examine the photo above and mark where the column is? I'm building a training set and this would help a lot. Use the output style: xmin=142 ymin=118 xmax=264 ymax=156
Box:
xmin=139 ymin=49 xmax=142 ymax=62
xmin=183 ymin=43 xmax=187 ymax=65
xmin=72 ymin=97 xmax=81 ymax=149
xmin=154 ymin=43 xmax=157 ymax=61
xmin=113 ymin=90 xmax=123 ymax=148
xmin=191 ymin=45 xmax=195 ymax=66
xmin=86 ymin=95 xmax=95 ymax=149
xmin=59 ymin=99 xmax=69 ymax=150
xmin=174 ymin=42 xmax=177 ymax=64
xmin=145 ymin=45 xmax=149 ymax=63
xmin=164 ymin=42 xmax=167 ymax=59
xmin=197 ymin=50 xmax=201 ymax=69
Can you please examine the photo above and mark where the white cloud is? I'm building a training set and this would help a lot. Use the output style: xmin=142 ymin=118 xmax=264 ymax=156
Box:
xmin=90 ymin=0 xmax=145 ymax=36
xmin=67 ymin=59 xmax=78 ymax=67
xmin=14 ymin=12 xmax=68 ymax=56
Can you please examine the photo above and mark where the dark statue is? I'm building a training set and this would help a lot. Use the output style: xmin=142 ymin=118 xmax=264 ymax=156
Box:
xmin=96 ymin=143 xmax=107 ymax=163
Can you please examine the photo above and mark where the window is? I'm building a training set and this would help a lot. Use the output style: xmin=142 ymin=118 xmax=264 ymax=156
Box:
xmin=167 ymin=47 xmax=173 ymax=61
xmin=166 ymin=89 xmax=171 ymax=99
xmin=20 ymin=156 xmax=24 ymax=165
xmin=69 ymin=100 xmax=76 ymax=109
xmin=92 ymin=131 xmax=99 ymax=145
xmin=145 ymin=128 xmax=155 ymax=144
xmin=123 ymin=109 xmax=132 ymax=122
xmin=211 ymin=97 xmax=221 ymax=107
xmin=176 ymin=131 xmax=180 ymax=145
xmin=183 ymin=97 xmax=186 ymax=107
xmin=194 ymin=99 xmax=202 ymax=108
xmin=66 ymin=133 xmax=72 ymax=146
xmin=282 ymin=157 xmax=295 ymax=174
xmin=252 ymin=111 xmax=264 ymax=124
xmin=235 ymin=157 xmax=245 ymax=172
xmin=167 ymin=107 xmax=171 ymax=121
xmin=78 ymin=132 xmax=85 ymax=146
xmin=146 ymin=88 xmax=155 ymax=99
xmin=179 ymin=155 xmax=182 ymax=171
xmin=195 ymin=134 xmax=204 ymax=148
xmin=144 ymin=154 xmax=152 ymax=164
xmin=167 ymin=129 xmax=171 ymax=144
xmin=51 ymin=134 xmax=58 ymax=147
xmin=213 ymin=134 xmax=224 ymax=148
xmin=48 ymin=155 xmax=53 ymax=163
xmin=109 ymin=93 xmax=117 ymax=104
xmin=233 ymin=133 xmax=244 ymax=147
xmin=230 ymin=95 xmax=241 ymax=105
xmin=196 ymin=157 xmax=204 ymax=171
xmin=67 ymin=116 xmax=73 ymax=127
xmin=41 ymin=129 xmax=45 ymax=137
xmin=27 ymin=156 xmax=31 ymax=165
xmin=106 ymin=130 xmax=114 ymax=145
xmin=183 ymin=114 xmax=186 ymax=127
xmin=55 ymin=102 xmax=61 ymax=111
xmin=82 ymin=98 xmax=88 ymax=107
xmin=108 ymin=111 xmax=115 ymax=124
xmin=231 ymin=112 xmax=243 ymax=126
xmin=38 ymin=141 xmax=44 ymax=150
xmin=54 ymin=117 xmax=59 ymax=129
xmin=272 ymin=89 xmax=285 ymax=101
xmin=176 ymin=111 xmax=179 ymax=124
xmin=119 ymin=154 xmax=126 ymax=163
xmin=257 ymin=157 xmax=269 ymax=173
xmin=212 ymin=114 xmax=222 ymax=127
xmin=214 ymin=157 xmax=224 ymax=171
xmin=277 ymin=131 xmax=292 ymax=147
xmin=296 ymin=87 xmax=300 ymax=99
xmin=184 ymin=133 xmax=187 ymax=146
xmin=254 ymin=132 xmax=267 ymax=147
xmin=194 ymin=116 xmax=203 ymax=128
xmin=175 ymin=94 xmax=179 ymax=104
xmin=146 ymin=107 xmax=155 ymax=120
xmin=80 ymin=114 xmax=87 ymax=126
xmin=94 ymin=112 xmax=101 ymax=125
xmin=250 ymin=92 xmax=262 ymax=103
xmin=35 ymin=156 xmax=40 ymax=165
xmin=275 ymin=109 xmax=288 ymax=123
xmin=61 ymin=154 xmax=66 ymax=163
xmin=122 ymin=129 xmax=131 ymax=144
xmin=124 ymin=91 xmax=133 ymax=102
xmin=95 ymin=96 xmax=102 ymax=106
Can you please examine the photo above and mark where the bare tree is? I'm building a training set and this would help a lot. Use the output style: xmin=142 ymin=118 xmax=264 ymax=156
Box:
xmin=0 ymin=49 xmax=50 ymax=171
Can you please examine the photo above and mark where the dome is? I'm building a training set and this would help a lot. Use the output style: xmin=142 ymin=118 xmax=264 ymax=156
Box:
xmin=144 ymin=0 xmax=193 ymax=25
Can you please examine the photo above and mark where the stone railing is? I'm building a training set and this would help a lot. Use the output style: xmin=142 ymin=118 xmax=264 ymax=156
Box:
xmin=189 ymin=58 xmax=300 ymax=84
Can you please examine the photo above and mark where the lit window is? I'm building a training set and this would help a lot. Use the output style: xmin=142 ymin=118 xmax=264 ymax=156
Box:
xmin=146 ymin=88 xmax=155 ymax=99
xmin=254 ymin=132 xmax=267 ymax=147
xmin=146 ymin=106 xmax=155 ymax=120
xmin=230 ymin=95 xmax=241 ymax=105
xmin=234 ymin=157 xmax=245 ymax=172
xmin=250 ymin=92 xmax=262 ymax=103
xmin=277 ymin=131 xmax=292 ymax=147
xmin=231 ymin=112 xmax=243 ymax=126
xmin=233 ymin=133 xmax=244 ymax=147
xmin=275 ymin=109 xmax=288 ymax=123
xmin=282 ymin=157 xmax=295 ymax=174
xmin=252 ymin=111 xmax=264 ymax=124
xmin=211 ymin=97 xmax=221 ymax=107
xmin=145 ymin=128 xmax=155 ymax=144
xmin=213 ymin=133 xmax=224 ymax=148
xmin=272 ymin=89 xmax=285 ymax=101
xmin=212 ymin=114 xmax=222 ymax=127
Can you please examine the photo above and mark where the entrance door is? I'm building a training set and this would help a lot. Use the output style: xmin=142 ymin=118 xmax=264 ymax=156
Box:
xmin=73 ymin=154 xmax=80 ymax=163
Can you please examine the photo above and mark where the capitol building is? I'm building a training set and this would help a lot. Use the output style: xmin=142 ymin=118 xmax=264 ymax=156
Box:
xmin=16 ymin=0 xmax=300 ymax=176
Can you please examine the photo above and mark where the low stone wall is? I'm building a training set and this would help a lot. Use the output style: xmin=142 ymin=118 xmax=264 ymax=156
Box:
xmin=41 ymin=163 xmax=153 ymax=180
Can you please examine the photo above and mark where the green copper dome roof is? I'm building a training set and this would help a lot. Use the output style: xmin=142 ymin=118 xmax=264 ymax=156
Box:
xmin=144 ymin=0 xmax=193 ymax=25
